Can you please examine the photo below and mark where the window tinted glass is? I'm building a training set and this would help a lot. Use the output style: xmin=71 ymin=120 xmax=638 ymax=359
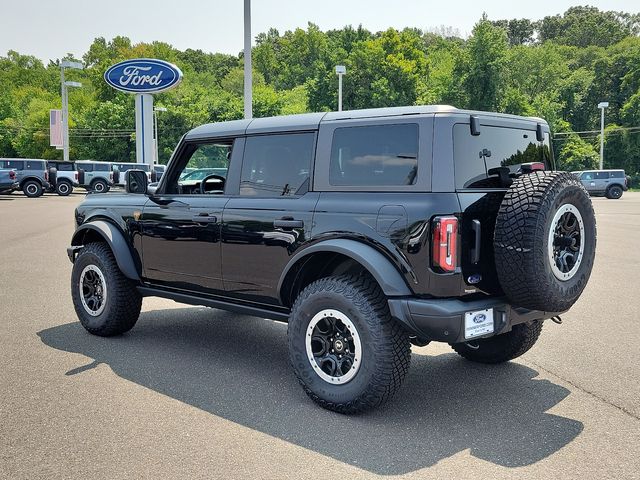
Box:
xmin=25 ymin=160 xmax=44 ymax=170
xmin=55 ymin=162 xmax=74 ymax=171
xmin=610 ymin=171 xmax=624 ymax=178
xmin=454 ymin=124 xmax=550 ymax=189
xmin=79 ymin=163 xmax=94 ymax=172
xmin=240 ymin=133 xmax=314 ymax=196
xmin=329 ymin=124 xmax=418 ymax=187
xmin=581 ymin=172 xmax=594 ymax=181
xmin=94 ymin=163 xmax=110 ymax=172
xmin=595 ymin=171 xmax=609 ymax=179
xmin=0 ymin=160 xmax=24 ymax=170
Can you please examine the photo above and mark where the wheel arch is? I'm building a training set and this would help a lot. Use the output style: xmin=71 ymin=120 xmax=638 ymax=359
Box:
xmin=19 ymin=176 xmax=44 ymax=188
xmin=71 ymin=220 xmax=140 ymax=281
xmin=278 ymin=239 xmax=412 ymax=307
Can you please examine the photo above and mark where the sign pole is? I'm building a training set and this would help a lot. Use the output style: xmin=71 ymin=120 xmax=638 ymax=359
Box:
xmin=61 ymin=66 xmax=69 ymax=161
xmin=135 ymin=94 xmax=155 ymax=165
xmin=244 ymin=0 xmax=252 ymax=119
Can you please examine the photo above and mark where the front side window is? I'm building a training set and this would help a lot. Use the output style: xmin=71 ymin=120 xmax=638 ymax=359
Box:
xmin=166 ymin=142 xmax=232 ymax=195
xmin=581 ymin=172 xmax=594 ymax=181
xmin=240 ymin=133 xmax=315 ymax=196
xmin=329 ymin=124 xmax=418 ymax=187
xmin=595 ymin=172 xmax=609 ymax=180
xmin=454 ymin=124 xmax=551 ymax=189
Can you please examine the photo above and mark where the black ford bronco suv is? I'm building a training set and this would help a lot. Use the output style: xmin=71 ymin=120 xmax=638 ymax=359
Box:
xmin=68 ymin=106 xmax=596 ymax=413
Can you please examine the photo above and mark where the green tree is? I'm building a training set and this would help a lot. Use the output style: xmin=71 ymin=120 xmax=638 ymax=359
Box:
xmin=462 ymin=16 xmax=508 ymax=111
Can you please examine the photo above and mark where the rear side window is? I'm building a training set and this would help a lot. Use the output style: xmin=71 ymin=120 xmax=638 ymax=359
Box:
xmin=0 ymin=160 xmax=24 ymax=170
xmin=56 ymin=163 xmax=74 ymax=171
xmin=610 ymin=171 xmax=624 ymax=178
xmin=25 ymin=160 xmax=45 ymax=170
xmin=329 ymin=124 xmax=418 ymax=186
xmin=240 ymin=132 xmax=315 ymax=197
xmin=454 ymin=124 xmax=551 ymax=189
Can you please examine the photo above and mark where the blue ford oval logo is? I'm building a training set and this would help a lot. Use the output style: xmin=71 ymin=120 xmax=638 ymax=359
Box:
xmin=473 ymin=314 xmax=486 ymax=324
xmin=104 ymin=59 xmax=183 ymax=94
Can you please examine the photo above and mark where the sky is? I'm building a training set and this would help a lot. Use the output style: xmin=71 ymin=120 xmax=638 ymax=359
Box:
xmin=2 ymin=0 xmax=639 ymax=62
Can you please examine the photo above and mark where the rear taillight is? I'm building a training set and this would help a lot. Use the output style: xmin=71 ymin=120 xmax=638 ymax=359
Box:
xmin=109 ymin=172 xmax=114 ymax=181
xmin=432 ymin=216 xmax=458 ymax=273
xmin=44 ymin=171 xmax=49 ymax=181
xmin=75 ymin=172 xmax=78 ymax=180
xmin=9 ymin=171 xmax=15 ymax=180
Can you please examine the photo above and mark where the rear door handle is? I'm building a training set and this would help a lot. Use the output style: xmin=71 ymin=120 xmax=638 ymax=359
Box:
xmin=274 ymin=217 xmax=304 ymax=229
xmin=192 ymin=213 xmax=218 ymax=223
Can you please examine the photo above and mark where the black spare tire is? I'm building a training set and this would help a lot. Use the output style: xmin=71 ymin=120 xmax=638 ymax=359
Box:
xmin=494 ymin=171 xmax=596 ymax=312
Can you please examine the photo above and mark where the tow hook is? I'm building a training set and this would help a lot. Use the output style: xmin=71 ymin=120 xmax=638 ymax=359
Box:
xmin=551 ymin=315 xmax=563 ymax=325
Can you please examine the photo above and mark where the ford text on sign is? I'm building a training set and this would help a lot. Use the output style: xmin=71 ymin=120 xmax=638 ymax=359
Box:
xmin=104 ymin=59 xmax=183 ymax=94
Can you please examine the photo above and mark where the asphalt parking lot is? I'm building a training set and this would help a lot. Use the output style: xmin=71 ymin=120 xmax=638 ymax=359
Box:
xmin=1 ymin=191 xmax=639 ymax=479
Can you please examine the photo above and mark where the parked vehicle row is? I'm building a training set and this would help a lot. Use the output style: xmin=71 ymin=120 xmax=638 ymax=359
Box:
xmin=0 ymin=158 xmax=166 ymax=197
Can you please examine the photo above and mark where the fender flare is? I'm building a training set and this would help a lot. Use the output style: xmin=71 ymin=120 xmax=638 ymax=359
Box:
xmin=19 ymin=176 xmax=45 ymax=188
xmin=278 ymin=239 xmax=412 ymax=303
xmin=71 ymin=220 xmax=140 ymax=281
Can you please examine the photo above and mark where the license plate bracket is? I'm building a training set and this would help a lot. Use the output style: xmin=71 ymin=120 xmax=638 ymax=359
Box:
xmin=464 ymin=308 xmax=494 ymax=339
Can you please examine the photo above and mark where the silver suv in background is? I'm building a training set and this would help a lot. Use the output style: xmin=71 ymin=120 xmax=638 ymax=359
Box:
xmin=0 ymin=159 xmax=51 ymax=197
xmin=75 ymin=161 xmax=114 ymax=193
xmin=573 ymin=169 xmax=629 ymax=199
xmin=47 ymin=161 xmax=79 ymax=196
xmin=111 ymin=162 xmax=152 ymax=187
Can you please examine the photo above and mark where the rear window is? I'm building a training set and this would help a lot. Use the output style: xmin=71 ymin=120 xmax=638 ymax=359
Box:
xmin=329 ymin=124 xmax=418 ymax=187
xmin=453 ymin=124 xmax=551 ymax=189
xmin=0 ymin=160 xmax=24 ymax=170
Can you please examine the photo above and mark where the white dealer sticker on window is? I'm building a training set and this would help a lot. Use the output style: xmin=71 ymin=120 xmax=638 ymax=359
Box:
xmin=464 ymin=309 xmax=494 ymax=339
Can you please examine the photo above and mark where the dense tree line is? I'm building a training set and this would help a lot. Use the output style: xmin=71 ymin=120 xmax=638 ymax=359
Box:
xmin=0 ymin=6 xmax=639 ymax=178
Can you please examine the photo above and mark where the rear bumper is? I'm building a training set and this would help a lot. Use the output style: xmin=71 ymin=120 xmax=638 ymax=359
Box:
xmin=388 ymin=296 xmax=561 ymax=344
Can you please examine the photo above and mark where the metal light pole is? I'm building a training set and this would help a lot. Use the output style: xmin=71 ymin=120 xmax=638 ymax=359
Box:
xmin=598 ymin=102 xmax=609 ymax=170
xmin=335 ymin=65 xmax=346 ymax=111
xmin=153 ymin=107 xmax=167 ymax=165
xmin=60 ymin=60 xmax=83 ymax=161
xmin=244 ymin=0 xmax=252 ymax=119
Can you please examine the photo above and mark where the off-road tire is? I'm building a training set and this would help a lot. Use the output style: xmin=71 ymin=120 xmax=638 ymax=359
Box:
xmin=451 ymin=320 xmax=543 ymax=364
xmin=56 ymin=180 xmax=72 ymax=196
xmin=91 ymin=179 xmax=108 ymax=193
xmin=606 ymin=185 xmax=623 ymax=200
xmin=494 ymin=171 xmax=596 ymax=312
xmin=71 ymin=242 xmax=142 ymax=336
xmin=288 ymin=274 xmax=411 ymax=414
xmin=22 ymin=180 xmax=43 ymax=198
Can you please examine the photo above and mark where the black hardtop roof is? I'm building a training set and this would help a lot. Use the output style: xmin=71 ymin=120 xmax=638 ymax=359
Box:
xmin=185 ymin=105 xmax=547 ymax=140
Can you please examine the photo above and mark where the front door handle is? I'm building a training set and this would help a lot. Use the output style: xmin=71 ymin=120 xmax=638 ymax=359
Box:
xmin=192 ymin=213 xmax=218 ymax=223
xmin=274 ymin=217 xmax=304 ymax=229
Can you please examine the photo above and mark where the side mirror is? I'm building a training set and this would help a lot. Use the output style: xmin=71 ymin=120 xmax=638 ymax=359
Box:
xmin=125 ymin=169 xmax=148 ymax=194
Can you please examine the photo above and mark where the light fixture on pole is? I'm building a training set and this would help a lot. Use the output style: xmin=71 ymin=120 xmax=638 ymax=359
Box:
xmin=244 ymin=0 xmax=252 ymax=119
xmin=598 ymin=101 xmax=609 ymax=170
xmin=335 ymin=65 xmax=346 ymax=112
xmin=153 ymin=107 xmax=167 ymax=165
xmin=60 ymin=60 xmax=83 ymax=162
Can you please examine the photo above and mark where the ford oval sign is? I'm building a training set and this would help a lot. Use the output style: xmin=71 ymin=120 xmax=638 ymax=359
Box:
xmin=104 ymin=59 xmax=183 ymax=94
